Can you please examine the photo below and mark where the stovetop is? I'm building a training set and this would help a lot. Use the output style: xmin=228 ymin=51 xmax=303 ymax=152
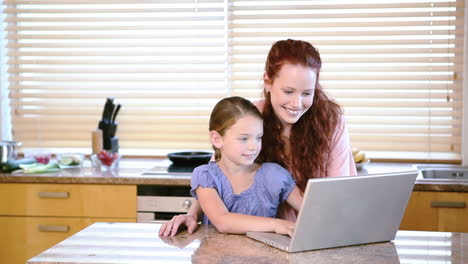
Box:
xmin=141 ymin=164 xmax=197 ymax=175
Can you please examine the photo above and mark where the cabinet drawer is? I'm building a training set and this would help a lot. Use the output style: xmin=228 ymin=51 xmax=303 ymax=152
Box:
xmin=400 ymin=191 xmax=468 ymax=232
xmin=0 ymin=183 xmax=136 ymax=217
xmin=0 ymin=216 xmax=136 ymax=264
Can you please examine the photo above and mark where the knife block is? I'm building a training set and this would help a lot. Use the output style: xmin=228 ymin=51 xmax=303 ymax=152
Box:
xmin=98 ymin=121 xmax=119 ymax=153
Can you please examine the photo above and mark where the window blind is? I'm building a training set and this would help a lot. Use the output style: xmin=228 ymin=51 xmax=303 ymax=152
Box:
xmin=3 ymin=0 xmax=226 ymax=151
xmin=230 ymin=0 xmax=464 ymax=161
xmin=2 ymin=0 xmax=465 ymax=161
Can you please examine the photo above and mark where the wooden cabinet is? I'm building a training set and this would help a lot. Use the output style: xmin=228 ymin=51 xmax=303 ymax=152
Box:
xmin=0 ymin=183 xmax=136 ymax=264
xmin=400 ymin=191 xmax=468 ymax=232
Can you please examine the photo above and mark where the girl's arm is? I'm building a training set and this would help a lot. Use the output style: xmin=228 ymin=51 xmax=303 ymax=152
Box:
xmin=286 ymin=186 xmax=303 ymax=212
xmin=159 ymin=200 xmax=202 ymax=237
xmin=197 ymin=187 xmax=295 ymax=236
xmin=185 ymin=199 xmax=203 ymax=220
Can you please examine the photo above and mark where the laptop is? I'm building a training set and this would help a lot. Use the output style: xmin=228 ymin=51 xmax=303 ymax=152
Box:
xmin=246 ymin=171 xmax=418 ymax=252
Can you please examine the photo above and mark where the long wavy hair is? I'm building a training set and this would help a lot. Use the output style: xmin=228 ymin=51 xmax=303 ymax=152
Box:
xmin=256 ymin=39 xmax=342 ymax=192
xmin=209 ymin=96 xmax=263 ymax=162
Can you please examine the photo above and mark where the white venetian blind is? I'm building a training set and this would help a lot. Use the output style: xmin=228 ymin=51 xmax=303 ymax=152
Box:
xmin=230 ymin=0 xmax=464 ymax=160
xmin=3 ymin=0 xmax=226 ymax=151
xmin=2 ymin=0 xmax=465 ymax=161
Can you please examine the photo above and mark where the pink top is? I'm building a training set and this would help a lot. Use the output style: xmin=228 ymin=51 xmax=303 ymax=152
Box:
xmin=254 ymin=100 xmax=357 ymax=221
xmin=326 ymin=115 xmax=357 ymax=178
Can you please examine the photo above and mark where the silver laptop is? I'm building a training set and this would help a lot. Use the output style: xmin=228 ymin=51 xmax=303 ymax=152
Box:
xmin=247 ymin=171 xmax=418 ymax=252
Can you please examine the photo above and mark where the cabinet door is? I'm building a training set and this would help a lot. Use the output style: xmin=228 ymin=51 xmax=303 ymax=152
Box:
xmin=0 ymin=216 xmax=136 ymax=264
xmin=400 ymin=191 xmax=468 ymax=232
xmin=0 ymin=183 xmax=136 ymax=217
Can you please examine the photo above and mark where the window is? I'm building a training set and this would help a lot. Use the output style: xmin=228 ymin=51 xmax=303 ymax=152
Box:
xmin=2 ymin=0 xmax=464 ymax=161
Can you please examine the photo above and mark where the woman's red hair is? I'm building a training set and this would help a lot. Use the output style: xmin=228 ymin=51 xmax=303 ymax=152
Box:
xmin=256 ymin=39 xmax=342 ymax=192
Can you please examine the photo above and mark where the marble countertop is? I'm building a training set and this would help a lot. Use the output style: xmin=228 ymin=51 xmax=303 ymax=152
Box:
xmin=28 ymin=222 xmax=468 ymax=264
xmin=1 ymin=159 xmax=467 ymax=191
xmin=0 ymin=158 xmax=192 ymax=186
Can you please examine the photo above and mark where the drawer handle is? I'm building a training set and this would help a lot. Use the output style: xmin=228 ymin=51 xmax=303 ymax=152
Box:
xmin=38 ymin=225 xmax=69 ymax=232
xmin=38 ymin=191 xmax=69 ymax=199
xmin=431 ymin=201 xmax=466 ymax=208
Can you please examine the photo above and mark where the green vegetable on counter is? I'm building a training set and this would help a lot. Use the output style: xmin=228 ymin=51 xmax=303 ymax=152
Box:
xmin=0 ymin=158 xmax=37 ymax=172
xmin=18 ymin=160 xmax=60 ymax=174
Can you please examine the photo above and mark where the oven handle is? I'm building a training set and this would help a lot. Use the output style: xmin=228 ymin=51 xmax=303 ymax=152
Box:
xmin=149 ymin=220 xmax=169 ymax=224
xmin=182 ymin=199 xmax=192 ymax=210
xmin=137 ymin=196 xmax=195 ymax=212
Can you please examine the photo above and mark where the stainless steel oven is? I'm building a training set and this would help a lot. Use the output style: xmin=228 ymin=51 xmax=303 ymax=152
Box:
xmin=137 ymin=185 xmax=194 ymax=223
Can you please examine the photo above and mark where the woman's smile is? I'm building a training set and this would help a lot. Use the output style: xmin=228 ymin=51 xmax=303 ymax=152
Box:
xmin=283 ymin=106 xmax=302 ymax=116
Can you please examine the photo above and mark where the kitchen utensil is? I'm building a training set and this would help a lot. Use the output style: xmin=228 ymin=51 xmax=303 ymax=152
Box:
xmin=0 ymin=141 xmax=22 ymax=163
xmin=99 ymin=97 xmax=114 ymax=124
xmin=111 ymin=104 xmax=121 ymax=123
xmin=98 ymin=123 xmax=118 ymax=151
xmin=98 ymin=97 xmax=120 ymax=152
xmin=92 ymin=129 xmax=103 ymax=154
xmin=109 ymin=136 xmax=119 ymax=153
xmin=167 ymin=151 xmax=212 ymax=166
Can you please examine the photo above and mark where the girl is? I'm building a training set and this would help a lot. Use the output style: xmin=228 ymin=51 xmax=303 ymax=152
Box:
xmin=160 ymin=96 xmax=302 ymax=236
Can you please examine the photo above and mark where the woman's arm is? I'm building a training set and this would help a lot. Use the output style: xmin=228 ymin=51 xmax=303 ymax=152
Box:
xmin=197 ymin=187 xmax=295 ymax=236
xmin=327 ymin=117 xmax=357 ymax=177
xmin=286 ymin=186 xmax=303 ymax=212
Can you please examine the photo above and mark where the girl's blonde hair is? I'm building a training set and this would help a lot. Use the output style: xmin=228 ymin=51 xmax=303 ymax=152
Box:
xmin=209 ymin=96 xmax=262 ymax=161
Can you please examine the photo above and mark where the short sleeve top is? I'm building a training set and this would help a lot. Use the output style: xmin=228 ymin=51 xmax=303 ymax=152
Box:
xmin=190 ymin=162 xmax=295 ymax=224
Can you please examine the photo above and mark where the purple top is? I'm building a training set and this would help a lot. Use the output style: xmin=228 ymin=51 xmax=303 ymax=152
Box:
xmin=191 ymin=162 xmax=295 ymax=224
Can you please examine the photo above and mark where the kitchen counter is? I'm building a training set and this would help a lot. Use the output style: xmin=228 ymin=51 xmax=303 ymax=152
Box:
xmin=0 ymin=159 xmax=467 ymax=191
xmin=28 ymin=222 xmax=468 ymax=264
xmin=0 ymin=158 xmax=192 ymax=186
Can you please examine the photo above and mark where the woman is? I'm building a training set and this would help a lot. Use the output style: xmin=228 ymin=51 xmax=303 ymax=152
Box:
xmin=160 ymin=39 xmax=356 ymax=236
xmin=255 ymin=39 xmax=357 ymax=220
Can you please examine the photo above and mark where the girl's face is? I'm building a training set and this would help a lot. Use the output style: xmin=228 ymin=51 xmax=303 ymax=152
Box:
xmin=212 ymin=115 xmax=263 ymax=167
xmin=265 ymin=63 xmax=316 ymax=130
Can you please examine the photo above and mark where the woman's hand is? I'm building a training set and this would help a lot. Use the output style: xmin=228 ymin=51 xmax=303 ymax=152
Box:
xmin=272 ymin=219 xmax=296 ymax=237
xmin=159 ymin=214 xmax=198 ymax=237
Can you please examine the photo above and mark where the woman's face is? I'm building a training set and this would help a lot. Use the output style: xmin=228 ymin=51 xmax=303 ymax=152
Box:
xmin=265 ymin=63 xmax=316 ymax=129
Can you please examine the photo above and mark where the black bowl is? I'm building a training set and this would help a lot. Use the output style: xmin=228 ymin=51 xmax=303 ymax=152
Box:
xmin=167 ymin=151 xmax=213 ymax=166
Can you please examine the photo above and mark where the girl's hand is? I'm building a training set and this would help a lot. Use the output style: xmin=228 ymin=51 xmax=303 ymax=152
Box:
xmin=159 ymin=214 xmax=198 ymax=237
xmin=273 ymin=219 xmax=296 ymax=237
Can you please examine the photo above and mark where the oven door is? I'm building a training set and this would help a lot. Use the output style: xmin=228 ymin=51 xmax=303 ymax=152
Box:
xmin=137 ymin=185 xmax=194 ymax=223
xmin=137 ymin=195 xmax=195 ymax=223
